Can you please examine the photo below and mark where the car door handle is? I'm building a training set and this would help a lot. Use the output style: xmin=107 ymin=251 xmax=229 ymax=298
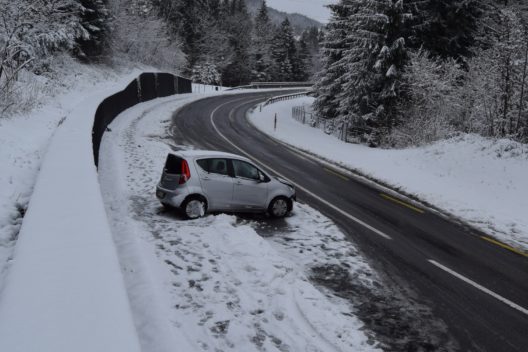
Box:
xmin=235 ymin=181 xmax=243 ymax=185
xmin=202 ymin=176 xmax=211 ymax=181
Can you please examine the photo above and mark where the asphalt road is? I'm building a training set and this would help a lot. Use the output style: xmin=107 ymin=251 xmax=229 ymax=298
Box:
xmin=170 ymin=91 xmax=528 ymax=351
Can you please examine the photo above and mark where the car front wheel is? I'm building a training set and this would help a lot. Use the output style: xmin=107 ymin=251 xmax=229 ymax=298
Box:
xmin=268 ymin=197 xmax=291 ymax=218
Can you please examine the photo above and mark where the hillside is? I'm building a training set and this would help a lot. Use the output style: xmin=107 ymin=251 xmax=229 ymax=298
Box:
xmin=246 ymin=0 xmax=323 ymax=33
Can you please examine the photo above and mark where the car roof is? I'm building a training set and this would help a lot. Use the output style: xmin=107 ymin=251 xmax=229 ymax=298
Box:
xmin=170 ymin=150 xmax=250 ymax=162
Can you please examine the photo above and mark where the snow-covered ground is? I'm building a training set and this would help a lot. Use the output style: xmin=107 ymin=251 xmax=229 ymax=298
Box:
xmin=0 ymin=65 xmax=168 ymax=351
xmin=98 ymin=94 xmax=386 ymax=351
xmin=0 ymin=77 xmax=455 ymax=351
xmin=0 ymin=59 xmax=145 ymax=287
xmin=249 ymin=96 xmax=528 ymax=252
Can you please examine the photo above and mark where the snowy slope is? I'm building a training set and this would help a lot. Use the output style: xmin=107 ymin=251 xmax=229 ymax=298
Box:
xmin=0 ymin=69 xmax=150 ymax=352
xmin=0 ymin=61 xmax=146 ymax=287
xmin=98 ymin=94 xmax=383 ymax=351
xmin=249 ymin=97 xmax=528 ymax=252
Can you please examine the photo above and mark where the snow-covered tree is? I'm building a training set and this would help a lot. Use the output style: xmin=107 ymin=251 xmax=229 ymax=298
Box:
xmin=108 ymin=0 xmax=185 ymax=71
xmin=156 ymin=0 xmax=209 ymax=72
xmin=392 ymin=50 xmax=465 ymax=146
xmin=406 ymin=0 xmax=482 ymax=61
xmin=271 ymin=18 xmax=301 ymax=81
xmin=466 ymin=9 xmax=528 ymax=140
xmin=76 ymin=0 xmax=112 ymax=60
xmin=1 ymin=0 xmax=87 ymax=113
xmin=314 ymin=1 xmax=357 ymax=120
xmin=251 ymin=0 xmax=274 ymax=81
xmin=337 ymin=0 xmax=411 ymax=143
xmin=192 ymin=61 xmax=221 ymax=86
xmin=296 ymin=38 xmax=311 ymax=82
xmin=220 ymin=0 xmax=253 ymax=86
xmin=194 ymin=1 xmax=233 ymax=77
xmin=300 ymin=26 xmax=323 ymax=79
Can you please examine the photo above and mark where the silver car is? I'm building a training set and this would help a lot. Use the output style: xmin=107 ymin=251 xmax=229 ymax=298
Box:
xmin=156 ymin=150 xmax=296 ymax=219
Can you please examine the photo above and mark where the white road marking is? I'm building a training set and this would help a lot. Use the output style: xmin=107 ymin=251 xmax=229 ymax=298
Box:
xmin=428 ymin=259 xmax=528 ymax=316
xmin=209 ymin=98 xmax=392 ymax=240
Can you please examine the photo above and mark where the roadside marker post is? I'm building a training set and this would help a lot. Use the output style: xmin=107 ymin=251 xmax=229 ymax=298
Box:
xmin=274 ymin=113 xmax=277 ymax=131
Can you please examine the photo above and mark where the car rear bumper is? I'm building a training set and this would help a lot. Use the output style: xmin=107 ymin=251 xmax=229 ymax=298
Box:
xmin=156 ymin=184 xmax=188 ymax=208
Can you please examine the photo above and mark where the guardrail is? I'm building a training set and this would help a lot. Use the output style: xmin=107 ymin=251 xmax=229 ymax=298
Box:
xmin=226 ymin=81 xmax=313 ymax=91
xmin=261 ymin=91 xmax=310 ymax=109
xmin=92 ymin=72 xmax=192 ymax=167
xmin=250 ymin=82 xmax=313 ymax=88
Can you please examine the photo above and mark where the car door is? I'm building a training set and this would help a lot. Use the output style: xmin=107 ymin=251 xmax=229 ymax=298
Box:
xmin=195 ymin=158 xmax=234 ymax=210
xmin=231 ymin=159 xmax=268 ymax=210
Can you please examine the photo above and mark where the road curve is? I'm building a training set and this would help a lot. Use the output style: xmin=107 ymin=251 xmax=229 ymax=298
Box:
xmin=171 ymin=91 xmax=528 ymax=351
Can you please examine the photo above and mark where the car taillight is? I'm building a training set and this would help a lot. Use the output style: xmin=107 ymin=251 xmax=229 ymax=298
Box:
xmin=179 ymin=159 xmax=191 ymax=184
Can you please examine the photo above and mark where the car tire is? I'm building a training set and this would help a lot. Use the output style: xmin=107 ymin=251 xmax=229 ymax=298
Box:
xmin=182 ymin=196 xmax=207 ymax=219
xmin=268 ymin=196 xmax=291 ymax=218
xmin=161 ymin=203 xmax=174 ymax=211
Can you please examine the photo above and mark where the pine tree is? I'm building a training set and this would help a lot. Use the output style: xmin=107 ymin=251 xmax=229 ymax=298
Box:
xmin=76 ymin=0 xmax=112 ymax=60
xmin=196 ymin=0 xmax=232 ymax=77
xmin=159 ymin=0 xmax=205 ymax=72
xmin=271 ymin=18 xmax=299 ymax=81
xmin=220 ymin=0 xmax=253 ymax=86
xmin=407 ymin=0 xmax=482 ymax=61
xmin=252 ymin=0 xmax=274 ymax=81
xmin=314 ymin=0 xmax=359 ymax=119
xmin=301 ymin=26 xmax=322 ymax=78
xmin=315 ymin=0 xmax=411 ymax=144
xmin=296 ymin=38 xmax=311 ymax=81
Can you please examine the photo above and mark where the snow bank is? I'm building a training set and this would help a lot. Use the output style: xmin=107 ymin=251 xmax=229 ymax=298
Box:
xmin=0 ymin=60 xmax=138 ymax=283
xmin=99 ymin=95 xmax=203 ymax=352
xmin=0 ymin=72 xmax=146 ymax=352
xmin=249 ymin=97 xmax=528 ymax=252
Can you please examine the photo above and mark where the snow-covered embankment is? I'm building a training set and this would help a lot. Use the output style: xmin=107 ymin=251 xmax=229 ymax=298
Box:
xmin=0 ymin=74 xmax=145 ymax=352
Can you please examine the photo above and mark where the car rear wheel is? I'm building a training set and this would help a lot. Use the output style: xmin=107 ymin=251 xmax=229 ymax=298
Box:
xmin=268 ymin=197 xmax=291 ymax=218
xmin=182 ymin=196 xmax=207 ymax=219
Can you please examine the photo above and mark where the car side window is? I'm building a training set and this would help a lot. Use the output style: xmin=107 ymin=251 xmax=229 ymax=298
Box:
xmin=232 ymin=160 xmax=259 ymax=180
xmin=196 ymin=158 xmax=229 ymax=176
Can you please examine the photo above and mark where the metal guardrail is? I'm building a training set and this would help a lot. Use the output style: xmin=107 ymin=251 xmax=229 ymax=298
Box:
xmin=261 ymin=91 xmax=310 ymax=108
xmin=226 ymin=82 xmax=313 ymax=91
xmin=250 ymin=82 xmax=313 ymax=88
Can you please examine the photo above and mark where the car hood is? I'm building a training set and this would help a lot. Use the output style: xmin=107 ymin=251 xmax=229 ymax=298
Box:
xmin=274 ymin=176 xmax=294 ymax=188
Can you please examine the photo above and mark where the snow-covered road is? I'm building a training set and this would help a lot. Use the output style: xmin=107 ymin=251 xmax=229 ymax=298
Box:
xmin=98 ymin=94 xmax=384 ymax=351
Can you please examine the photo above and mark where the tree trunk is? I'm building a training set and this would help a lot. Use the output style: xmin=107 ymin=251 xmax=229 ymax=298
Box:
xmin=503 ymin=54 xmax=511 ymax=137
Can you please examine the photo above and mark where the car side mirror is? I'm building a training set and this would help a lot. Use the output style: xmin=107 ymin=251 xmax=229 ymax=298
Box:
xmin=258 ymin=172 xmax=266 ymax=183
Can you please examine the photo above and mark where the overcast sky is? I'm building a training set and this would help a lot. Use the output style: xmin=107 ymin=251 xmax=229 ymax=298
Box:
xmin=266 ymin=0 xmax=337 ymax=23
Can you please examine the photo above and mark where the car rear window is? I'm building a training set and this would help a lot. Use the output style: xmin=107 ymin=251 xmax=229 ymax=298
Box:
xmin=164 ymin=154 xmax=183 ymax=174
xmin=196 ymin=158 xmax=229 ymax=176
